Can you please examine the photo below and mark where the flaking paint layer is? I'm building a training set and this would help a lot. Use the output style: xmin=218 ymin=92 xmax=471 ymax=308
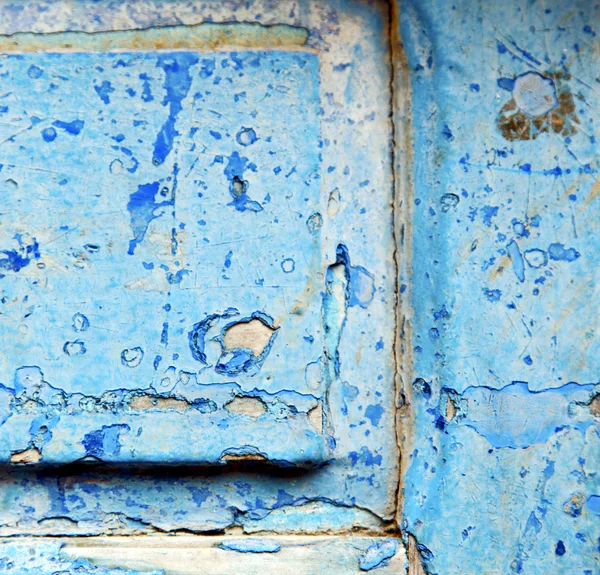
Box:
xmin=399 ymin=0 xmax=600 ymax=572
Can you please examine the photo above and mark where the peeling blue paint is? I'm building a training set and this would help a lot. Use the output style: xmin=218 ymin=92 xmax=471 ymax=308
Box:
xmin=358 ymin=539 xmax=400 ymax=571
xmin=152 ymin=53 xmax=198 ymax=165
xmin=127 ymin=181 xmax=173 ymax=255
xmin=401 ymin=0 xmax=600 ymax=571
xmin=507 ymin=239 xmax=525 ymax=282
xmin=548 ymin=242 xmax=580 ymax=262
xmin=220 ymin=538 xmax=281 ymax=553
xmin=83 ymin=424 xmax=130 ymax=458
xmin=455 ymin=381 xmax=597 ymax=448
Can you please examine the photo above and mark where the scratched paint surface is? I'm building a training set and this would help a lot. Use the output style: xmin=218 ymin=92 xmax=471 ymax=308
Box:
xmin=0 ymin=0 xmax=401 ymax=555
xmin=399 ymin=0 xmax=600 ymax=573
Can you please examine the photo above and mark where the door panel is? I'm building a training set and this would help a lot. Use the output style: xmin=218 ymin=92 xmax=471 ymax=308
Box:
xmin=0 ymin=0 xmax=400 ymax=548
xmin=0 ymin=49 xmax=328 ymax=466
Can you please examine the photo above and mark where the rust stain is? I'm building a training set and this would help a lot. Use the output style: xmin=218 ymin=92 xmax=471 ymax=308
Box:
xmin=497 ymin=71 xmax=579 ymax=141
xmin=489 ymin=255 xmax=509 ymax=280
xmin=578 ymin=176 xmax=600 ymax=214
xmin=589 ymin=394 xmax=600 ymax=418
xmin=407 ymin=534 xmax=427 ymax=575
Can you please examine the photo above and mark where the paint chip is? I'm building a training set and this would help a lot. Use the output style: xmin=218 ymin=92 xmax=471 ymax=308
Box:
xmin=225 ymin=396 xmax=267 ymax=418
xmin=11 ymin=447 xmax=41 ymax=465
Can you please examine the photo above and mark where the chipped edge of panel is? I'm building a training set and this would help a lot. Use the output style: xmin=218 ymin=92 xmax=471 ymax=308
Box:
xmin=59 ymin=535 xmax=408 ymax=574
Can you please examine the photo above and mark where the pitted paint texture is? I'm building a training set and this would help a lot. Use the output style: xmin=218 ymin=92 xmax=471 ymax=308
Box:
xmin=0 ymin=0 xmax=399 ymax=543
xmin=400 ymin=0 xmax=600 ymax=572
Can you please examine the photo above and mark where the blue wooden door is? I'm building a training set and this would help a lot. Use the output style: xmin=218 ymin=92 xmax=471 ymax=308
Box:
xmin=1 ymin=0 xmax=599 ymax=574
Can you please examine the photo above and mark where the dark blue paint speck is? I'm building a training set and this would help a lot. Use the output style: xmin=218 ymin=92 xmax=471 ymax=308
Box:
xmin=41 ymin=127 xmax=57 ymax=142
xmin=94 ymin=80 xmax=115 ymax=104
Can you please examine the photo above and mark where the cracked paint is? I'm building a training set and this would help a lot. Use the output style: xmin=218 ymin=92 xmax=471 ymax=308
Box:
xmin=0 ymin=22 xmax=309 ymax=53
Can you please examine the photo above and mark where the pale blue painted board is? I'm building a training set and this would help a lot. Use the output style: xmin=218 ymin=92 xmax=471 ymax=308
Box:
xmin=0 ymin=50 xmax=328 ymax=465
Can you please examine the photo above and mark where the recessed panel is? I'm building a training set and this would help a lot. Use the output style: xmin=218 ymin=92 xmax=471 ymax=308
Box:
xmin=0 ymin=50 xmax=327 ymax=465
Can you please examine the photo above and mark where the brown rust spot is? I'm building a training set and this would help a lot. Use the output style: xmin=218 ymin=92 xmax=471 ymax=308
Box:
xmin=589 ymin=394 xmax=600 ymax=418
xmin=498 ymin=109 xmax=532 ymax=141
xmin=11 ymin=447 xmax=41 ymax=465
xmin=497 ymin=71 xmax=579 ymax=141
